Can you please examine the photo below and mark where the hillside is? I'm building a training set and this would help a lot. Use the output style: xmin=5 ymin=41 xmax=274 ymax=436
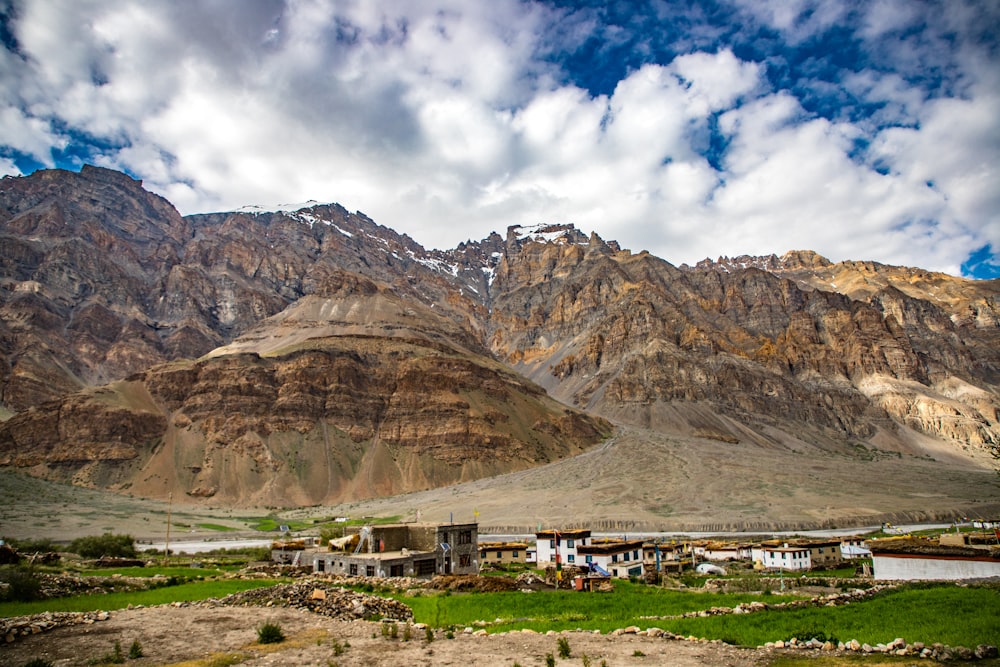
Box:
xmin=0 ymin=166 xmax=997 ymax=522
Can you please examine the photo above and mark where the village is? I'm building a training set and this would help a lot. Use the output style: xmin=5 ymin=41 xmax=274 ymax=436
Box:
xmin=270 ymin=519 xmax=1000 ymax=585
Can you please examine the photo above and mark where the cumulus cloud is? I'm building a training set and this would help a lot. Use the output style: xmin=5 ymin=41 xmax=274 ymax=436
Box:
xmin=0 ymin=0 xmax=996 ymax=276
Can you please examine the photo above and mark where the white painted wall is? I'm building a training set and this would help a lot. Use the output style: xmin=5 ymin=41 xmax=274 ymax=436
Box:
xmin=873 ymin=555 xmax=1000 ymax=580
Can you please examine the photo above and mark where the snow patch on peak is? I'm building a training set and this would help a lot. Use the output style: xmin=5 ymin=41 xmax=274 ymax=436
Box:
xmin=508 ymin=223 xmax=585 ymax=245
xmin=236 ymin=199 xmax=327 ymax=214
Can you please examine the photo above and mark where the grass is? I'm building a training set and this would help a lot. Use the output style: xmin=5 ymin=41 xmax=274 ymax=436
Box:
xmin=0 ymin=578 xmax=278 ymax=616
xmin=391 ymin=580 xmax=999 ymax=650
xmin=196 ymin=523 xmax=239 ymax=532
xmin=76 ymin=565 xmax=239 ymax=579
xmin=660 ymin=583 xmax=1000 ymax=648
xmin=396 ymin=580 xmax=807 ymax=633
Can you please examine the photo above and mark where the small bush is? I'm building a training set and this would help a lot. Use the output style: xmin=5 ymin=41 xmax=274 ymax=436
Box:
xmin=545 ymin=653 xmax=555 ymax=667
xmin=331 ymin=638 xmax=346 ymax=656
xmin=0 ymin=564 xmax=42 ymax=602
xmin=69 ymin=533 xmax=137 ymax=559
xmin=128 ymin=639 xmax=143 ymax=659
xmin=403 ymin=623 xmax=412 ymax=641
xmin=20 ymin=659 xmax=54 ymax=667
xmin=557 ymin=636 xmax=571 ymax=658
xmin=256 ymin=622 xmax=285 ymax=644
xmin=100 ymin=640 xmax=125 ymax=664
xmin=424 ymin=627 xmax=434 ymax=642
xmin=632 ymin=649 xmax=645 ymax=657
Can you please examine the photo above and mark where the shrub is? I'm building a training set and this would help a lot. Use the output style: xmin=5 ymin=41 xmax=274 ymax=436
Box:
xmin=545 ymin=654 xmax=555 ymax=667
xmin=128 ymin=639 xmax=143 ymax=659
xmin=256 ymin=622 xmax=285 ymax=644
xmin=557 ymin=636 xmax=571 ymax=658
xmin=20 ymin=659 xmax=54 ymax=667
xmin=0 ymin=565 xmax=42 ymax=602
xmin=69 ymin=533 xmax=137 ymax=559
xmin=424 ymin=627 xmax=434 ymax=642
xmin=331 ymin=638 xmax=346 ymax=656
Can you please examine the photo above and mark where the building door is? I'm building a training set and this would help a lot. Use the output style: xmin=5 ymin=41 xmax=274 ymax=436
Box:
xmin=444 ymin=554 xmax=451 ymax=574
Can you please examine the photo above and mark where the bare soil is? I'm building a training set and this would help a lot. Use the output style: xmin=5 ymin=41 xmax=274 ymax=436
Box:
xmin=0 ymin=605 xmax=774 ymax=666
xmin=1 ymin=425 xmax=998 ymax=544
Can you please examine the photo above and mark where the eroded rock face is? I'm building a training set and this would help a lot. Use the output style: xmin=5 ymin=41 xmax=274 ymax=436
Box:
xmin=1 ymin=167 xmax=998 ymax=506
xmin=490 ymin=240 xmax=999 ymax=452
xmin=0 ymin=337 xmax=609 ymax=505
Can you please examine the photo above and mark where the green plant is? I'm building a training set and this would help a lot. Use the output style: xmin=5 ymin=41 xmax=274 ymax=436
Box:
xmin=0 ymin=564 xmax=42 ymax=602
xmin=403 ymin=623 xmax=412 ymax=641
xmin=20 ymin=659 xmax=54 ymax=667
xmin=69 ymin=533 xmax=137 ymax=559
xmin=445 ymin=629 xmax=454 ymax=639
xmin=331 ymin=638 xmax=346 ymax=655
xmin=390 ymin=623 xmax=398 ymax=639
xmin=424 ymin=626 xmax=434 ymax=642
xmin=545 ymin=653 xmax=555 ymax=667
xmin=581 ymin=655 xmax=591 ymax=667
xmin=128 ymin=639 xmax=143 ymax=659
xmin=557 ymin=636 xmax=571 ymax=658
xmin=98 ymin=640 xmax=125 ymax=664
xmin=256 ymin=621 xmax=285 ymax=644
xmin=632 ymin=649 xmax=645 ymax=657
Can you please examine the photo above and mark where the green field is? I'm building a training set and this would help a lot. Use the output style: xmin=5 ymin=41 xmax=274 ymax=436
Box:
xmin=0 ymin=578 xmax=278 ymax=617
xmin=394 ymin=581 xmax=1000 ymax=648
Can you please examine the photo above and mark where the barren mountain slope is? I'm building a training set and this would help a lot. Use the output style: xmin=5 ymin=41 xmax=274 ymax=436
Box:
xmin=0 ymin=271 xmax=609 ymax=506
xmin=486 ymin=227 xmax=1000 ymax=464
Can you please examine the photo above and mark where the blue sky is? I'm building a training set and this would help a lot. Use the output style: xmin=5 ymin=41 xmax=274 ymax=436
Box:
xmin=1 ymin=1 xmax=997 ymax=278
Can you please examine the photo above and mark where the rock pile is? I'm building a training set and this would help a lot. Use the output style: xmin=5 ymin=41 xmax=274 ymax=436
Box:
xmin=764 ymin=636 xmax=999 ymax=661
xmin=207 ymin=581 xmax=413 ymax=622
xmin=2 ymin=611 xmax=110 ymax=644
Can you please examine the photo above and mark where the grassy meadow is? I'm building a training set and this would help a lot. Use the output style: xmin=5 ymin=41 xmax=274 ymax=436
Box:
xmin=390 ymin=579 xmax=1000 ymax=647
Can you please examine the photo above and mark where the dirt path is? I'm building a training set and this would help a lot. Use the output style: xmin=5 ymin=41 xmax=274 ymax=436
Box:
xmin=1 ymin=605 xmax=774 ymax=666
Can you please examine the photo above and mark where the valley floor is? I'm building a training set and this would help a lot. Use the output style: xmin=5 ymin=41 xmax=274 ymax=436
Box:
xmin=1 ymin=426 xmax=998 ymax=542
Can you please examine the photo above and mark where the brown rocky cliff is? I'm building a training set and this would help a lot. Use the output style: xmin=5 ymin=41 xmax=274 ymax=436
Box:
xmin=0 ymin=337 xmax=609 ymax=505
xmin=489 ymin=240 xmax=999 ymax=453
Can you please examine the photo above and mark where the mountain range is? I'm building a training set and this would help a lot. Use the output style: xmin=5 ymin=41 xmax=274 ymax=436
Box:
xmin=0 ymin=165 xmax=997 ymax=528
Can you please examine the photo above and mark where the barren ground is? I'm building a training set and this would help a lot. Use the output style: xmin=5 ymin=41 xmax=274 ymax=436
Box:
xmin=1 ymin=426 xmax=998 ymax=543
xmin=0 ymin=605 xmax=778 ymax=667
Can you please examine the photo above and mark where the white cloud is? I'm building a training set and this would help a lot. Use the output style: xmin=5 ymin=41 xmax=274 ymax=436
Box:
xmin=0 ymin=0 xmax=996 ymax=276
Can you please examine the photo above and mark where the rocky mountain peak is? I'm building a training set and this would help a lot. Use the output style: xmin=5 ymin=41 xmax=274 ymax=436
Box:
xmin=0 ymin=166 xmax=997 ymax=513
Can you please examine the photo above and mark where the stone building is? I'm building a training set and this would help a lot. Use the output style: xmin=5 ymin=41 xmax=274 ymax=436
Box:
xmin=312 ymin=522 xmax=478 ymax=578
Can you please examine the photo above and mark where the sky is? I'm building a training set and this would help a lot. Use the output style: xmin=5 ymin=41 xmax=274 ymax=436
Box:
xmin=1 ymin=1 xmax=998 ymax=278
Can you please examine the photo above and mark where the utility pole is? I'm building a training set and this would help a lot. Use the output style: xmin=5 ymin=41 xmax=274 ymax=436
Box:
xmin=164 ymin=492 xmax=172 ymax=565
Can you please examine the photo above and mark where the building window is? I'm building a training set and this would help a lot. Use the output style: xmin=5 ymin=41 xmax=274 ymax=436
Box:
xmin=612 ymin=554 xmax=618 ymax=563
xmin=481 ymin=550 xmax=487 ymax=558
xmin=512 ymin=551 xmax=519 ymax=558
xmin=349 ymin=564 xmax=358 ymax=575
xmin=549 ymin=539 xmax=555 ymax=548
xmin=390 ymin=564 xmax=404 ymax=577
xmin=459 ymin=554 xmax=471 ymax=567
xmin=567 ymin=539 xmax=575 ymax=548
xmin=317 ymin=560 xmax=325 ymax=572
xmin=366 ymin=566 xmax=375 ymax=577
xmin=459 ymin=530 xmax=472 ymax=545
xmin=567 ymin=554 xmax=575 ymax=563
xmin=633 ymin=550 xmax=639 ymax=560
xmin=496 ymin=551 xmax=503 ymax=559
xmin=624 ymin=552 xmax=630 ymax=561
xmin=415 ymin=559 xmax=436 ymax=575
xmin=585 ymin=555 xmax=593 ymax=563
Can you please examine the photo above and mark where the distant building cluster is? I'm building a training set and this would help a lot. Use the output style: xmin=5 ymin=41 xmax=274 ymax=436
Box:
xmin=272 ymin=521 xmax=1000 ymax=583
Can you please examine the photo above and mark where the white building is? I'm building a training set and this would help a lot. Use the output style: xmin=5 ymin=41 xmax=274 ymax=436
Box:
xmin=760 ymin=544 xmax=811 ymax=571
xmin=576 ymin=540 xmax=645 ymax=579
xmin=871 ymin=543 xmax=1000 ymax=580
xmin=534 ymin=529 xmax=592 ymax=565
